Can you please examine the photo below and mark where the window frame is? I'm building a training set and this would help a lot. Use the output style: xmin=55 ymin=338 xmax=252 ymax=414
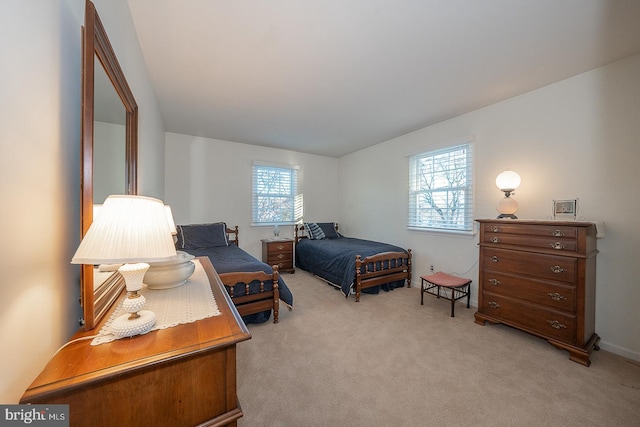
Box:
xmin=407 ymin=142 xmax=474 ymax=235
xmin=251 ymin=161 xmax=299 ymax=226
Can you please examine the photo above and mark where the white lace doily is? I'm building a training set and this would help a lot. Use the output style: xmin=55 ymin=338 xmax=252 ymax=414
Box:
xmin=92 ymin=259 xmax=220 ymax=345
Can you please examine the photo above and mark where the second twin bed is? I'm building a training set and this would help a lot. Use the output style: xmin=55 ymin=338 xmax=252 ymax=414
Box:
xmin=174 ymin=221 xmax=412 ymax=326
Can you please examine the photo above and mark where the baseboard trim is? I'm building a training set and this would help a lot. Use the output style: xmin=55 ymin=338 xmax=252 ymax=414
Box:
xmin=598 ymin=340 xmax=640 ymax=362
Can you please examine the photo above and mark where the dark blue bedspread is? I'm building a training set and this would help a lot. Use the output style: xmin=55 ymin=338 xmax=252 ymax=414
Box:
xmin=185 ymin=245 xmax=293 ymax=324
xmin=295 ymin=237 xmax=407 ymax=296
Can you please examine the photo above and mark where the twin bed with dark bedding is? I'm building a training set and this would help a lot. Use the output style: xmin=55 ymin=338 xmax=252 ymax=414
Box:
xmin=176 ymin=222 xmax=293 ymax=324
xmin=175 ymin=220 xmax=408 ymax=322
xmin=295 ymin=222 xmax=412 ymax=301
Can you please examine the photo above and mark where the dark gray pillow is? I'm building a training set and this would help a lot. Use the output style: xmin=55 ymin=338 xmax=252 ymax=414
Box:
xmin=176 ymin=222 xmax=228 ymax=249
xmin=316 ymin=222 xmax=340 ymax=239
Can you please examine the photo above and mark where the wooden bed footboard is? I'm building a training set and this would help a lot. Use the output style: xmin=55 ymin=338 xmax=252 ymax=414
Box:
xmin=218 ymin=267 xmax=280 ymax=323
xmin=355 ymin=249 xmax=412 ymax=302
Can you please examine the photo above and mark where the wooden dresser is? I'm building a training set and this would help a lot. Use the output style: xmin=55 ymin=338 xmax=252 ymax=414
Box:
xmin=21 ymin=257 xmax=251 ymax=426
xmin=475 ymin=219 xmax=599 ymax=366
xmin=261 ymin=238 xmax=295 ymax=273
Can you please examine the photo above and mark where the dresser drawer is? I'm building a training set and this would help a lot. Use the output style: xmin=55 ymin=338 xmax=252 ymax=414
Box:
xmin=266 ymin=251 xmax=292 ymax=264
xmin=482 ymin=222 xmax=578 ymax=239
xmin=482 ymin=247 xmax=576 ymax=284
xmin=482 ymin=270 xmax=576 ymax=312
xmin=483 ymin=233 xmax=577 ymax=253
xmin=270 ymin=259 xmax=293 ymax=272
xmin=266 ymin=241 xmax=292 ymax=254
xmin=481 ymin=292 xmax=576 ymax=343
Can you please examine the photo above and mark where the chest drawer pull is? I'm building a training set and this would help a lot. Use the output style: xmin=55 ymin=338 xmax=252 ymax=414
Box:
xmin=552 ymin=230 xmax=566 ymax=237
xmin=488 ymin=278 xmax=501 ymax=286
xmin=547 ymin=292 xmax=567 ymax=301
xmin=488 ymin=301 xmax=500 ymax=309
xmin=276 ymin=245 xmax=285 ymax=250
xmin=547 ymin=320 xmax=567 ymax=330
xmin=550 ymin=265 xmax=566 ymax=274
xmin=491 ymin=256 xmax=499 ymax=263
xmin=276 ymin=253 xmax=285 ymax=259
xmin=550 ymin=242 xmax=566 ymax=250
xmin=490 ymin=237 xmax=501 ymax=243
xmin=491 ymin=226 xmax=500 ymax=232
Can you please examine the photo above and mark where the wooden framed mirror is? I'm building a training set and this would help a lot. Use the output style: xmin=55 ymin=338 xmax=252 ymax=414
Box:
xmin=81 ymin=0 xmax=138 ymax=330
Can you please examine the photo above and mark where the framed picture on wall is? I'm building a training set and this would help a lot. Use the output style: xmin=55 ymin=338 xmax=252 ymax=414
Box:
xmin=553 ymin=199 xmax=578 ymax=220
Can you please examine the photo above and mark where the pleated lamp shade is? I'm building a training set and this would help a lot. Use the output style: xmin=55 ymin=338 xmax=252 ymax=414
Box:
xmin=164 ymin=205 xmax=177 ymax=236
xmin=72 ymin=195 xmax=177 ymax=265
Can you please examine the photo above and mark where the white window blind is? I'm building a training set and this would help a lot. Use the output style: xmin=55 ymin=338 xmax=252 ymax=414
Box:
xmin=408 ymin=143 xmax=473 ymax=233
xmin=252 ymin=161 xmax=299 ymax=225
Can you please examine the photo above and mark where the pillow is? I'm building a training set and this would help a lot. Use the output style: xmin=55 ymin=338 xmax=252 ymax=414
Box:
xmin=176 ymin=222 xmax=228 ymax=249
xmin=304 ymin=222 xmax=326 ymax=240
xmin=316 ymin=222 xmax=340 ymax=239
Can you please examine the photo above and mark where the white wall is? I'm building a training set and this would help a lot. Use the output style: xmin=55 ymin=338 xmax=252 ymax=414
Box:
xmin=164 ymin=133 xmax=340 ymax=259
xmin=339 ymin=53 xmax=640 ymax=361
xmin=0 ymin=0 xmax=165 ymax=403
xmin=0 ymin=0 xmax=83 ymax=404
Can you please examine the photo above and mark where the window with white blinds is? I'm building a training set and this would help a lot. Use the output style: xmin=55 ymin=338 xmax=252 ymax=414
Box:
xmin=252 ymin=161 xmax=299 ymax=225
xmin=408 ymin=143 xmax=473 ymax=233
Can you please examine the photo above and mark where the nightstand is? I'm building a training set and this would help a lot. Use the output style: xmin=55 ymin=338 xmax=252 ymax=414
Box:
xmin=261 ymin=238 xmax=295 ymax=273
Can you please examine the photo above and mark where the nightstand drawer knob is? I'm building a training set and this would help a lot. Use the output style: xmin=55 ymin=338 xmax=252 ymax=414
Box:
xmin=277 ymin=245 xmax=285 ymax=250
xmin=553 ymin=230 xmax=566 ymax=237
xmin=488 ymin=301 xmax=500 ymax=309
xmin=491 ymin=256 xmax=499 ymax=263
xmin=547 ymin=320 xmax=567 ymax=330
xmin=277 ymin=254 xmax=285 ymax=259
xmin=488 ymin=278 xmax=501 ymax=286
xmin=491 ymin=226 xmax=500 ymax=232
xmin=547 ymin=292 xmax=567 ymax=301
xmin=550 ymin=265 xmax=566 ymax=274
xmin=490 ymin=237 xmax=501 ymax=243
xmin=550 ymin=242 xmax=566 ymax=250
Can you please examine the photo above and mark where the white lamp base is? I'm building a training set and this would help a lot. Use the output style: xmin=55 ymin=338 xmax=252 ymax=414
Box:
xmin=496 ymin=196 xmax=519 ymax=219
xmin=110 ymin=310 xmax=157 ymax=339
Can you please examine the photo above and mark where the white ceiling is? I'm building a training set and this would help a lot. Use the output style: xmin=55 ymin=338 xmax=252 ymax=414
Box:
xmin=127 ymin=0 xmax=640 ymax=158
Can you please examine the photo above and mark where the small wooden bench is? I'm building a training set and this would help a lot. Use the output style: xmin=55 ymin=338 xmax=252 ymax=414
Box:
xmin=420 ymin=272 xmax=471 ymax=317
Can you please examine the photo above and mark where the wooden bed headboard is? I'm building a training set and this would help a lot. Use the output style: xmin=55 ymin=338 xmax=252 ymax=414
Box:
xmin=294 ymin=223 xmax=339 ymax=243
xmin=226 ymin=225 xmax=239 ymax=246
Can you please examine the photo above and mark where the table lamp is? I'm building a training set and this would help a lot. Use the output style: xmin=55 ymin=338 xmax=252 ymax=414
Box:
xmin=165 ymin=205 xmax=177 ymax=241
xmin=495 ymin=170 xmax=521 ymax=219
xmin=72 ymin=195 xmax=177 ymax=338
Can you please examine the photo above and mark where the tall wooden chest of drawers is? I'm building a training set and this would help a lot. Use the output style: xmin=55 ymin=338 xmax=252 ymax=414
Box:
xmin=475 ymin=219 xmax=599 ymax=366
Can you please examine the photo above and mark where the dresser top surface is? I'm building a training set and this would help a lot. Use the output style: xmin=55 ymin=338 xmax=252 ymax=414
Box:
xmin=21 ymin=257 xmax=251 ymax=402
xmin=476 ymin=218 xmax=597 ymax=228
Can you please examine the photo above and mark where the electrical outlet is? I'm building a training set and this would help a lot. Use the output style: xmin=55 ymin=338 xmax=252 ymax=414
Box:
xmin=430 ymin=264 xmax=434 ymax=272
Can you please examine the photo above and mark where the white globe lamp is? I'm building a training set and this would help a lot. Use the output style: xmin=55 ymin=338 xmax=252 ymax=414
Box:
xmin=495 ymin=170 xmax=521 ymax=219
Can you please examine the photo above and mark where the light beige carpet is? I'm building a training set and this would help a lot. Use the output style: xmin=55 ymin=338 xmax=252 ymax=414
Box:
xmin=236 ymin=270 xmax=640 ymax=427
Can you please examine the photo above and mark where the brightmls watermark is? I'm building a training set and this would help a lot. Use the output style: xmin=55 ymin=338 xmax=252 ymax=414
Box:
xmin=0 ymin=405 xmax=68 ymax=426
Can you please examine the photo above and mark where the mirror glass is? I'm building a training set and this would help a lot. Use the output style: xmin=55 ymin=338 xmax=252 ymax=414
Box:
xmin=93 ymin=56 xmax=126 ymax=203
xmin=81 ymin=0 xmax=138 ymax=330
